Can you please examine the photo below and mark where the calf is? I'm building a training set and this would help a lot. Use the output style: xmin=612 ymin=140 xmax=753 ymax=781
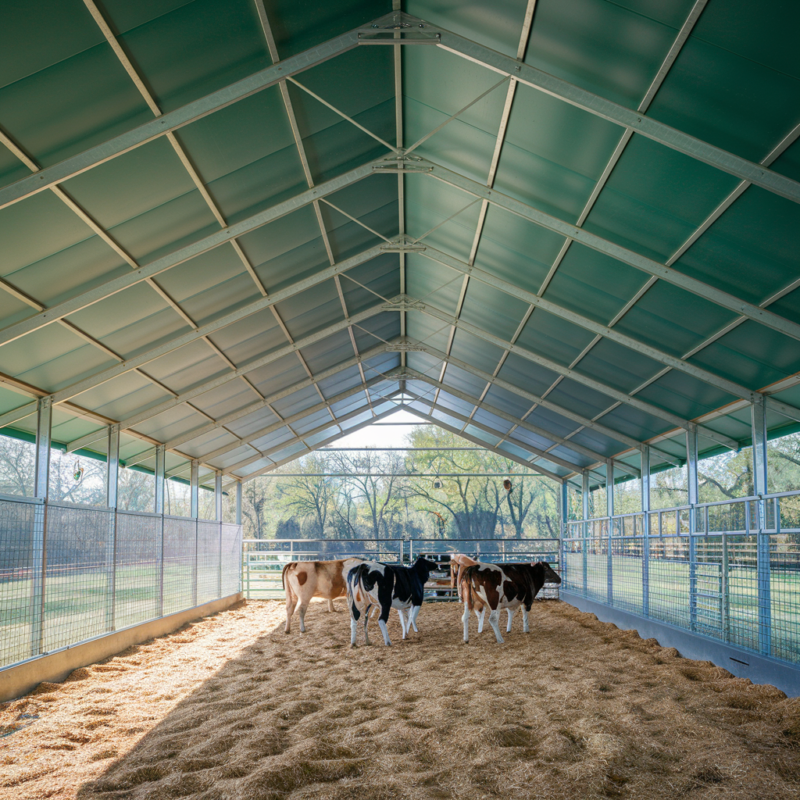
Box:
xmin=282 ymin=558 xmax=362 ymax=633
xmin=449 ymin=554 xmax=527 ymax=634
xmin=459 ymin=561 xmax=561 ymax=643
xmin=347 ymin=557 xmax=439 ymax=646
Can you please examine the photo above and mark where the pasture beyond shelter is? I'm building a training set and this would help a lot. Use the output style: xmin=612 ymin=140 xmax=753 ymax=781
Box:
xmin=2 ymin=600 xmax=800 ymax=800
xmin=2 ymin=0 xmax=800 ymax=796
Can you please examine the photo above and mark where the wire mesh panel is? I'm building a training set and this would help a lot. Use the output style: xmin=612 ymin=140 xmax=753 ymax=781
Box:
xmin=585 ymin=523 xmax=608 ymax=602
xmin=44 ymin=504 xmax=113 ymax=652
xmin=115 ymin=512 xmax=160 ymax=630
xmin=561 ymin=538 xmax=584 ymax=595
xmin=648 ymin=536 xmax=690 ymax=629
xmin=726 ymin=535 xmax=759 ymax=653
xmin=611 ymin=538 xmax=643 ymax=614
xmin=163 ymin=517 xmax=196 ymax=615
xmin=221 ymin=523 xmax=241 ymax=596
xmin=197 ymin=521 xmax=221 ymax=605
xmin=770 ymin=533 xmax=800 ymax=662
xmin=0 ymin=498 xmax=39 ymax=669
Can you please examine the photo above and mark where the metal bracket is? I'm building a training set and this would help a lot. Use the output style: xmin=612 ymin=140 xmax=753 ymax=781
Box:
xmin=358 ymin=21 xmax=441 ymax=45
xmin=386 ymin=342 xmax=426 ymax=352
xmin=373 ymin=155 xmax=433 ymax=173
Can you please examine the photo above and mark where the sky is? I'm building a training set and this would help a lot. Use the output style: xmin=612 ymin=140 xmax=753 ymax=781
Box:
xmin=325 ymin=408 xmax=430 ymax=449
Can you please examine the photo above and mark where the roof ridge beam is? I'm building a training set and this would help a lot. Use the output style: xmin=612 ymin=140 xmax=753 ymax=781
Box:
xmin=412 ymin=159 xmax=800 ymax=343
xmin=402 ymin=12 xmax=800 ymax=204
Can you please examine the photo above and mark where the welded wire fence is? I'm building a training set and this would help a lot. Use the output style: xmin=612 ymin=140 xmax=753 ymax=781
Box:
xmin=242 ymin=537 xmax=561 ymax=600
xmin=562 ymin=492 xmax=800 ymax=667
xmin=0 ymin=496 xmax=242 ymax=672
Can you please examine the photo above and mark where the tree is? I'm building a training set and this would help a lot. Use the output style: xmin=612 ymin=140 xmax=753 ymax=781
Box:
xmin=277 ymin=455 xmax=332 ymax=538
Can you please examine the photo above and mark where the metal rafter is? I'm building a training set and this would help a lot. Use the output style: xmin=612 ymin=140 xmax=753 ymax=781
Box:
xmin=404 ymin=367 xmax=639 ymax=477
xmin=413 ymin=13 xmax=800 ymax=204
xmin=387 ymin=297 xmax=738 ymax=448
xmin=79 ymin=304 xmax=391 ymax=438
xmin=401 ymin=392 xmax=565 ymax=482
xmin=0 ymin=18 xmax=383 ymax=212
xmin=223 ymin=404 xmax=399 ymax=488
xmin=440 ymin=0 xmax=537 ymax=417
xmin=411 ymin=340 xmax=679 ymax=463
xmin=414 ymin=159 xmax=800 ymax=344
xmin=0 ymin=160 xmax=382 ymax=349
xmin=0 ymin=242 xmax=390 ymax=432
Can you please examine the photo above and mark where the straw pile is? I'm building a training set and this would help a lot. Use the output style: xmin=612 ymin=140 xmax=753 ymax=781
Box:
xmin=1 ymin=599 xmax=799 ymax=799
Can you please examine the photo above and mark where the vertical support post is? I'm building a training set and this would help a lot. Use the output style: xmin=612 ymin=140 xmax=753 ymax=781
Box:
xmin=155 ymin=445 xmax=165 ymax=617
xmin=105 ymin=424 xmax=120 ymax=632
xmin=190 ymin=460 xmax=199 ymax=607
xmin=606 ymin=460 xmax=614 ymax=606
xmin=215 ymin=471 xmax=222 ymax=599
xmin=641 ymin=445 xmax=651 ymax=618
xmin=235 ymin=480 xmax=242 ymax=526
xmin=559 ymin=481 xmax=568 ymax=585
xmin=751 ymin=396 xmax=771 ymax=656
xmin=686 ymin=424 xmax=699 ymax=632
xmin=582 ymin=471 xmax=589 ymax=596
xmin=31 ymin=397 xmax=52 ymax=657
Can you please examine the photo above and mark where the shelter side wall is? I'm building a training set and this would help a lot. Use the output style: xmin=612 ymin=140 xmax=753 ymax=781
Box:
xmin=0 ymin=592 xmax=243 ymax=703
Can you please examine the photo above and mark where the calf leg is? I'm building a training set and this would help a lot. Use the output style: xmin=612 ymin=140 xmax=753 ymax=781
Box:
xmin=462 ymin=603 xmax=470 ymax=643
xmin=284 ymin=596 xmax=296 ymax=634
xmin=349 ymin=602 xmax=360 ymax=647
xmin=488 ymin=609 xmax=505 ymax=644
xmin=409 ymin=605 xmax=420 ymax=633
xmin=298 ymin=603 xmax=308 ymax=633
xmin=398 ymin=608 xmax=408 ymax=639
xmin=522 ymin=605 xmax=530 ymax=633
xmin=506 ymin=608 xmax=515 ymax=633
xmin=363 ymin=603 xmax=372 ymax=646
xmin=327 ymin=599 xmax=336 ymax=612
xmin=476 ymin=608 xmax=486 ymax=633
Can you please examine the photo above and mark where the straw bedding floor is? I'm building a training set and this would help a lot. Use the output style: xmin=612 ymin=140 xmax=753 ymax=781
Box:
xmin=1 ymin=599 xmax=799 ymax=800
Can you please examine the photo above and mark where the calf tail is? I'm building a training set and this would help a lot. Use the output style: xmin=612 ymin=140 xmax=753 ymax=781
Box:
xmin=460 ymin=566 xmax=476 ymax=611
xmin=282 ymin=562 xmax=296 ymax=604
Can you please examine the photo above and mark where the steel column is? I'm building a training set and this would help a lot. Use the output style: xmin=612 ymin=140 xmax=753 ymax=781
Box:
xmin=687 ymin=425 xmax=699 ymax=632
xmin=190 ymin=460 xmax=199 ymax=606
xmin=582 ymin=470 xmax=589 ymax=596
xmin=235 ymin=481 xmax=243 ymax=526
xmin=751 ymin=396 xmax=771 ymax=656
xmin=641 ymin=446 xmax=651 ymax=618
xmin=215 ymin=471 xmax=223 ymax=598
xmin=559 ymin=481 xmax=569 ymax=588
xmin=31 ymin=397 xmax=52 ymax=657
xmin=607 ymin=459 xmax=614 ymax=605
xmin=105 ymin=424 xmax=120 ymax=632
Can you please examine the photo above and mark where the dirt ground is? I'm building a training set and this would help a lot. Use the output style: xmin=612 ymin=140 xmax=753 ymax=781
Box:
xmin=1 ymin=599 xmax=799 ymax=800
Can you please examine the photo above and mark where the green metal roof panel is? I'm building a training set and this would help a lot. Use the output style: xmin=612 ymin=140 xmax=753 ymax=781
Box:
xmin=524 ymin=0 xmax=697 ymax=109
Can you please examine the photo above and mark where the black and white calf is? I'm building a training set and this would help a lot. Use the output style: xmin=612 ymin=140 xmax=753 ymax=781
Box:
xmin=346 ymin=557 xmax=439 ymax=646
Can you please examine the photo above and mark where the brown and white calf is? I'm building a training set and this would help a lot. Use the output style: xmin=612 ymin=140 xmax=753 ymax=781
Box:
xmin=449 ymin=554 xmax=528 ymax=634
xmin=282 ymin=558 xmax=362 ymax=633
xmin=458 ymin=561 xmax=561 ymax=643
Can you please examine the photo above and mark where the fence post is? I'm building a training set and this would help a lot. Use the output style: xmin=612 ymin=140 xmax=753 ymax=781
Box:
xmin=191 ymin=460 xmax=199 ymax=607
xmin=559 ymin=482 xmax=568 ymax=588
xmin=582 ymin=471 xmax=589 ymax=596
xmin=606 ymin=460 xmax=614 ymax=606
xmin=155 ymin=445 xmax=165 ymax=617
xmin=687 ymin=425 xmax=699 ymax=632
xmin=31 ymin=397 xmax=52 ymax=657
xmin=216 ymin=471 xmax=222 ymax=599
xmin=105 ymin=424 xmax=120 ymax=632
xmin=751 ymin=397 xmax=771 ymax=656
xmin=641 ymin=446 xmax=650 ymax=618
